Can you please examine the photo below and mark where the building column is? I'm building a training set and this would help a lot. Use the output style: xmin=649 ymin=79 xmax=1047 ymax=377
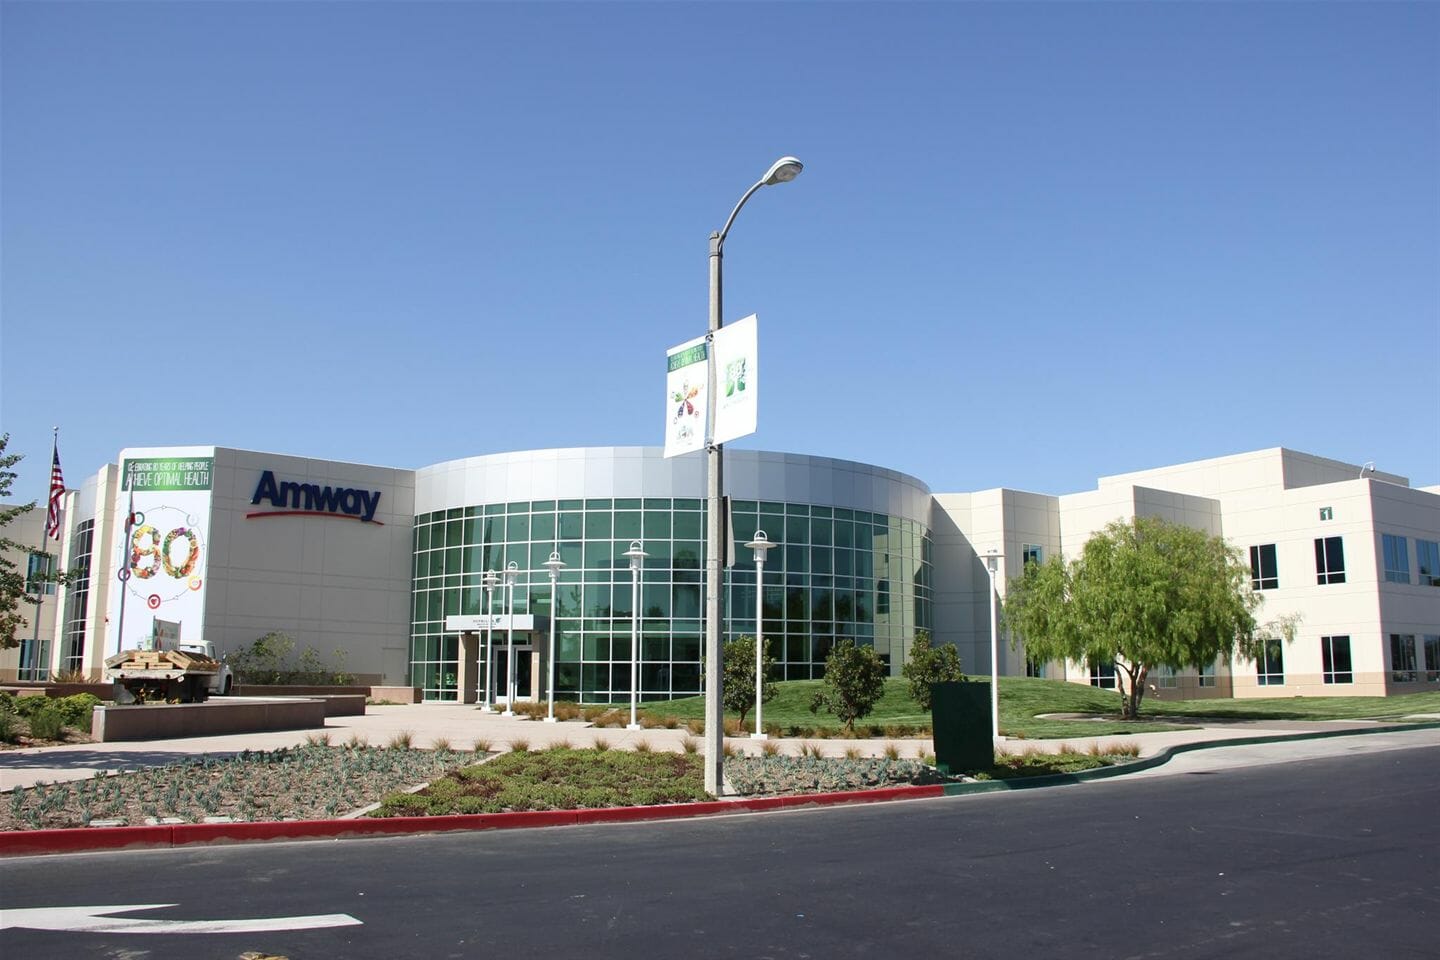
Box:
xmin=457 ymin=631 xmax=478 ymax=705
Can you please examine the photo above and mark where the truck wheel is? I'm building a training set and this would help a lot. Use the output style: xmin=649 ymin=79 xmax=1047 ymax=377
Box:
xmin=221 ymin=676 xmax=233 ymax=697
xmin=191 ymin=676 xmax=210 ymax=703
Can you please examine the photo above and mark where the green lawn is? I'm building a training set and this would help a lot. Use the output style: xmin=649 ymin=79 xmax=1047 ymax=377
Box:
xmin=635 ymin=676 xmax=1440 ymax=740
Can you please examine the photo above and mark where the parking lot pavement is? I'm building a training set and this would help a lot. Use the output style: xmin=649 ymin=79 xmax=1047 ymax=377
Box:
xmin=0 ymin=700 xmax=1421 ymax=792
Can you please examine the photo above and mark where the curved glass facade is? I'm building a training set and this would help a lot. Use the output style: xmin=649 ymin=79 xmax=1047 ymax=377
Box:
xmin=410 ymin=496 xmax=932 ymax=702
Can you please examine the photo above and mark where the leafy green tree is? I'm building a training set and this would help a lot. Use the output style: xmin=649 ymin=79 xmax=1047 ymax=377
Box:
xmin=809 ymin=638 xmax=888 ymax=734
xmin=1003 ymin=516 xmax=1294 ymax=720
xmin=0 ymin=434 xmax=41 ymax=650
xmin=722 ymin=634 xmax=776 ymax=727
xmin=901 ymin=629 xmax=964 ymax=711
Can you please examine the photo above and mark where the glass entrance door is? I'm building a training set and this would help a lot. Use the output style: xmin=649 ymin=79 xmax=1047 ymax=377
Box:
xmin=491 ymin=645 xmax=535 ymax=703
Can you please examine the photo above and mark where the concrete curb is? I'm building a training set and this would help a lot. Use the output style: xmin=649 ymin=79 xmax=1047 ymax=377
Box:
xmin=0 ymin=783 xmax=945 ymax=858
xmin=939 ymin=720 xmax=1440 ymax=796
xmin=5 ymin=721 xmax=1437 ymax=858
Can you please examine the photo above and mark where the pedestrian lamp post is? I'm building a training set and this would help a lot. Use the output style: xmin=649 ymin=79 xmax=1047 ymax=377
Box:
xmin=980 ymin=548 xmax=1003 ymax=744
xmin=623 ymin=540 xmax=647 ymax=731
xmin=502 ymin=561 xmax=519 ymax=717
xmin=744 ymin=531 xmax=776 ymax=740
xmin=543 ymin=550 xmax=566 ymax=723
xmin=703 ymin=155 xmax=804 ymax=796
xmin=481 ymin=570 xmax=501 ymax=712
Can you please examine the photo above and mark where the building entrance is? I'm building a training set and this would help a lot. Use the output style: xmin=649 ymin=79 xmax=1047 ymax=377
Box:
xmin=490 ymin=643 xmax=534 ymax=703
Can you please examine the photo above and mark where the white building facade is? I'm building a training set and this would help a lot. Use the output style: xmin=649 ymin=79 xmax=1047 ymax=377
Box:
xmin=19 ymin=444 xmax=1439 ymax=703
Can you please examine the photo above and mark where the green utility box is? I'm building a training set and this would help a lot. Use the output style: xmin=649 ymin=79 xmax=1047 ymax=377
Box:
xmin=930 ymin=681 xmax=992 ymax=775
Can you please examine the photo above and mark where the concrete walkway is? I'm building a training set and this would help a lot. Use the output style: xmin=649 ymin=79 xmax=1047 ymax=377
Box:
xmin=0 ymin=700 xmax=1429 ymax=792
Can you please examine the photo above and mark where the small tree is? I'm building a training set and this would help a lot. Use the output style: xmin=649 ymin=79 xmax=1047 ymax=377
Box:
xmin=901 ymin=629 xmax=964 ymax=711
xmin=722 ymin=634 xmax=776 ymax=727
xmin=809 ymin=638 xmax=888 ymax=735
xmin=1003 ymin=516 xmax=1293 ymax=720
xmin=1 ymin=435 xmax=41 ymax=650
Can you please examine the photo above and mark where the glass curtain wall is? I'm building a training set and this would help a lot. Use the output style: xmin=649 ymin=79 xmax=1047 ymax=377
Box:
xmin=61 ymin=520 xmax=95 ymax=674
xmin=411 ymin=498 xmax=932 ymax=702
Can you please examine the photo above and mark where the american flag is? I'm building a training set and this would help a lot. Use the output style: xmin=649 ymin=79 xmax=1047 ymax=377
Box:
xmin=45 ymin=446 xmax=65 ymax=540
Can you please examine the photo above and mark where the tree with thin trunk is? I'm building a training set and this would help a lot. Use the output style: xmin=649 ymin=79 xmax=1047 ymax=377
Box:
xmin=1002 ymin=516 xmax=1296 ymax=719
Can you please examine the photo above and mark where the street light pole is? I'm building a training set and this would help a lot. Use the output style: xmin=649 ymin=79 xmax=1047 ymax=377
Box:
xmin=481 ymin=570 xmax=500 ymax=712
xmin=543 ymin=550 xmax=566 ymax=723
xmin=623 ymin=540 xmax=647 ymax=731
xmin=744 ymin=531 xmax=776 ymax=739
xmin=703 ymin=156 xmax=803 ymax=796
xmin=981 ymin=549 xmax=1003 ymax=745
xmin=502 ymin=561 xmax=519 ymax=717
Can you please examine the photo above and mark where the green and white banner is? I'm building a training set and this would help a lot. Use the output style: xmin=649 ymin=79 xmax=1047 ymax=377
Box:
xmin=664 ymin=334 xmax=709 ymax=458
xmin=712 ymin=313 xmax=758 ymax=445
xmin=106 ymin=446 xmax=216 ymax=656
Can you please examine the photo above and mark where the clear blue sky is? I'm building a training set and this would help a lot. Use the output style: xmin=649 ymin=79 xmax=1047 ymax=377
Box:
xmin=3 ymin=1 xmax=1437 ymax=505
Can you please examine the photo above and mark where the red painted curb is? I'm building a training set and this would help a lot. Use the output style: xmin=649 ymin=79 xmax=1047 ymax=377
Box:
xmin=0 ymin=784 xmax=944 ymax=857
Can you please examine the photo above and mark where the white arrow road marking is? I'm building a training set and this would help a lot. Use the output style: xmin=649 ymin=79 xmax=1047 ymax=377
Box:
xmin=0 ymin=903 xmax=362 ymax=934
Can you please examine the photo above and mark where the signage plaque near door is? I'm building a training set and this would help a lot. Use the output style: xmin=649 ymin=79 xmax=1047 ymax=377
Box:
xmin=445 ymin=614 xmax=537 ymax=632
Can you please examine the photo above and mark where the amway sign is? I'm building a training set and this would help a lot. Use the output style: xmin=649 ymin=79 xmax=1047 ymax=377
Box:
xmin=248 ymin=471 xmax=384 ymax=524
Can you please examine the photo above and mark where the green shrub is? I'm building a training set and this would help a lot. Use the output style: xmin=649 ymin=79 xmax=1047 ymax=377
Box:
xmin=0 ymin=707 xmax=17 ymax=744
xmin=809 ymin=639 xmax=888 ymax=734
xmin=51 ymin=694 xmax=101 ymax=728
xmin=27 ymin=705 xmax=67 ymax=741
xmin=901 ymin=629 xmax=964 ymax=711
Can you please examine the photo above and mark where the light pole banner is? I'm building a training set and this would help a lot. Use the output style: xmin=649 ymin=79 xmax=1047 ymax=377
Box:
xmin=664 ymin=333 xmax=709 ymax=458
xmin=712 ymin=313 xmax=758 ymax=445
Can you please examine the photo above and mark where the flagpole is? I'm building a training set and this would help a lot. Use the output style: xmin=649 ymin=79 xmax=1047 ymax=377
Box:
xmin=25 ymin=427 xmax=59 ymax=680
xmin=115 ymin=461 xmax=136 ymax=661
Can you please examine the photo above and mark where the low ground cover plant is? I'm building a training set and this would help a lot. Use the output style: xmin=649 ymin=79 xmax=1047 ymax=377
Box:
xmin=1 ymin=743 xmax=466 ymax=831
xmin=372 ymin=747 xmax=708 ymax=817
xmin=725 ymin=756 xmax=941 ymax=795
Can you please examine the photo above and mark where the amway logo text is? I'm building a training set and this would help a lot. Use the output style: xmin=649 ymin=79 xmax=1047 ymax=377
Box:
xmin=249 ymin=471 xmax=383 ymax=524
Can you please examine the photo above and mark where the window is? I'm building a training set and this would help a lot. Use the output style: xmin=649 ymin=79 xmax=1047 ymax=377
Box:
xmin=1152 ymin=667 xmax=1178 ymax=689
xmin=1249 ymin=544 xmax=1278 ymax=590
xmin=1256 ymin=638 xmax=1285 ymax=685
xmin=1315 ymin=537 xmax=1346 ymax=585
xmin=1425 ymin=635 xmax=1440 ymax=683
xmin=1319 ymin=506 xmax=1333 ymax=521
xmin=1022 ymin=544 xmax=1043 ymax=568
xmin=1382 ymin=534 xmax=1411 ymax=584
xmin=1198 ymin=664 xmax=1216 ymax=688
xmin=1089 ymin=661 xmax=1116 ymax=689
xmin=24 ymin=552 xmax=56 ymax=596
xmin=1390 ymin=634 xmax=1417 ymax=683
xmin=1322 ymin=635 xmax=1353 ymax=684
xmin=1417 ymin=540 xmax=1440 ymax=587
xmin=1025 ymin=656 xmax=1045 ymax=678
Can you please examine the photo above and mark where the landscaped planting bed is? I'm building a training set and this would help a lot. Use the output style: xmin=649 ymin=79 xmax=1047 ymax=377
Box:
xmin=1 ymin=743 xmax=471 ymax=831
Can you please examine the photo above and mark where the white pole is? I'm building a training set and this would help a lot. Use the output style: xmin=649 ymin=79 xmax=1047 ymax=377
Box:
xmin=503 ymin=563 xmax=517 ymax=716
xmin=481 ymin=579 xmax=495 ymax=712
xmin=985 ymin=552 xmax=1001 ymax=745
xmin=545 ymin=565 xmax=559 ymax=723
xmin=753 ymin=553 xmax=765 ymax=739
xmin=629 ymin=560 xmax=641 ymax=730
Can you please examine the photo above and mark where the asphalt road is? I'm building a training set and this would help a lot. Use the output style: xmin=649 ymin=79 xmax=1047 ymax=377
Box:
xmin=2 ymin=739 xmax=1437 ymax=959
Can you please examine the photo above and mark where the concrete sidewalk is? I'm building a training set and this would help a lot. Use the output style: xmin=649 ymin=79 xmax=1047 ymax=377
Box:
xmin=4 ymin=700 xmax=1428 ymax=793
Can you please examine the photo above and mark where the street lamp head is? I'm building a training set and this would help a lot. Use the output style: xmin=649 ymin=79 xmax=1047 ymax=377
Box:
xmin=543 ymin=550 xmax=566 ymax=580
xmin=762 ymin=156 xmax=804 ymax=186
xmin=981 ymin=549 xmax=1002 ymax=574
xmin=623 ymin=539 xmax=648 ymax=572
xmin=483 ymin=569 xmax=500 ymax=589
xmin=504 ymin=560 xmax=519 ymax=586
xmin=745 ymin=529 xmax=777 ymax=564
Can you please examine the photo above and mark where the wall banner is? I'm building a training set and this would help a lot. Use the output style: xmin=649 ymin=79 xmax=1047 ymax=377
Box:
xmin=106 ymin=449 xmax=215 ymax=656
xmin=664 ymin=334 xmax=709 ymax=458
xmin=712 ymin=313 xmax=758 ymax=446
